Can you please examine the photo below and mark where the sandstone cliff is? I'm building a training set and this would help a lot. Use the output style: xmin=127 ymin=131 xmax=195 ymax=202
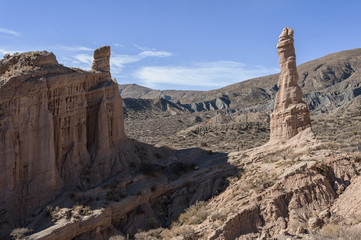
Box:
xmin=0 ymin=46 xmax=126 ymax=236
xmin=270 ymin=27 xmax=311 ymax=141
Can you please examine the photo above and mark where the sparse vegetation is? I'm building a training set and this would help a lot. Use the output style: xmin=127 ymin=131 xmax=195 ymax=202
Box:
xmin=177 ymin=201 xmax=209 ymax=225
xmin=10 ymin=228 xmax=32 ymax=240
xmin=46 ymin=205 xmax=61 ymax=221
xmin=314 ymin=223 xmax=361 ymax=240
xmin=73 ymin=205 xmax=92 ymax=216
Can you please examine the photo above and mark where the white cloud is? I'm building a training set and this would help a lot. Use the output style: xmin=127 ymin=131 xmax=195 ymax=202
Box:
xmin=53 ymin=45 xmax=93 ymax=51
xmin=0 ymin=27 xmax=20 ymax=36
xmin=139 ymin=51 xmax=172 ymax=57
xmin=0 ymin=49 xmax=9 ymax=55
xmin=111 ymin=50 xmax=172 ymax=73
xmin=74 ymin=54 xmax=93 ymax=64
xmin=59 ymin=49 xmax=172 ymax=72
xmin=0 ymin=48 xmax=22 ymax=58
xmin=134 ymin=61 xmax=279 ymax=89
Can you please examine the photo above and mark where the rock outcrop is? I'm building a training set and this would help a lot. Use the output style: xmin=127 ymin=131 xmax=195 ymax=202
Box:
xmin=269 ymin=27 xmax=311 ymax=141
xmin=91 ymin=45 xmax=111 ymax=72
xmin=0 ymin=47 xmax=126 ymax=236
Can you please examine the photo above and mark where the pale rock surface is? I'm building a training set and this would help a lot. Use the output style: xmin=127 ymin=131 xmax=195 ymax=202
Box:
xmin=0 ymin=46 xmax=126 ymax=236
xmin=270 ymin=27 xmax=311 ymax=141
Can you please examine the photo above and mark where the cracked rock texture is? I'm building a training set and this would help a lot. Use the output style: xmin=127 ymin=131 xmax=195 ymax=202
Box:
xmin=270 ymin=27 xmax=311 ymax=141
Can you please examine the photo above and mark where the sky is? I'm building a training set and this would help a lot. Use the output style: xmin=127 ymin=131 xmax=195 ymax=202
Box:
xmin=1 ymin=0 xmax=361 ymax=90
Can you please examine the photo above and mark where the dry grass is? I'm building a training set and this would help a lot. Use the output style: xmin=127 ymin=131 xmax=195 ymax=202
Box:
xmin=314 ymin=223 xmax=361 ymax=240
xmin=177 ymin=201 xmax=209 ymax=226
xmin=72 ymin=205 xmax=92 ymax=216
xmin=10 ymin=228 xmax=32 ymax=240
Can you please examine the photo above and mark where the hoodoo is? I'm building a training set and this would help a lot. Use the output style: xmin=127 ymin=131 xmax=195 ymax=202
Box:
xmin=270 ymin=27 xmax=311 ymax=141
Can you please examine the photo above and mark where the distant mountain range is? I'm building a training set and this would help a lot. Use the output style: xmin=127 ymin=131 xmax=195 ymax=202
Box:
xmin=120 ymin=48 xmax=361 ymax=114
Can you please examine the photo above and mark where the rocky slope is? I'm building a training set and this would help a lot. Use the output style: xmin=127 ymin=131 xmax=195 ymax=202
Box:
xmin=122 ymin=48 xmax=361 ymax=153
xmin=124 ymin=28 xmax=361 ymax=240
xmin=120 ymin=47 xmax=361 ymax=114
xmin=0 ymin=48 xmax=239 ymax=240
xmin=1 ymin=28 xmax=361 ymax=240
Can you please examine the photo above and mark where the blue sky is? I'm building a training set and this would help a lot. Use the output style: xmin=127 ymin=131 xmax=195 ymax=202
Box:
xmin=1 ymin=0 xmax=361 ymax=90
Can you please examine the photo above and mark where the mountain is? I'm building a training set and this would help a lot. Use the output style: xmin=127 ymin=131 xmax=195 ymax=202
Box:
xmin=121 ymin=48 xmax=361 ymax=153
xmin=120 ymin=48 xmax=361 ymax=114
xmin=119 ymin=84 xmax=202 ymax=101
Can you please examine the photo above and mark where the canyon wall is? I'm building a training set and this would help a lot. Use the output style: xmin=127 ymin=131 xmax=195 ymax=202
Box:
xmin=0 ymin=46 xmax=126 ymax=230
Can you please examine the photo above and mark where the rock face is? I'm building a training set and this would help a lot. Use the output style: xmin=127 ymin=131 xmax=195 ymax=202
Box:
xmin=270 ymin=27 xmax=311 ymax=141
xmin=91 ymin=45 xmax=111 ymax=72
xmin=0 ymin=47 xmax=125 ymax=234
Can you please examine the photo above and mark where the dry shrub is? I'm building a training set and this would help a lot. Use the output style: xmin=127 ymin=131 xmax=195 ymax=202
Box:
xmin=161 ymin=225 xmax=196 ymax=240
xmin=317 ymin=223 xmax=361 ymax=240
xmin=46 ymin=205 xmax=61 ymax=221
xmin=135 ymin=228 xmax=164 ymax=240
xmin=177 ymin=201 xmax=209 ymax=225
xmin=10 ymin=228 xmax=32 ymax=240
xmin=73 ymin=205 xmax=92 ymax=216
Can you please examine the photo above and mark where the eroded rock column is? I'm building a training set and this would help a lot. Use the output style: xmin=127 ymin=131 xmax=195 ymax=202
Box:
xmin=270 ymin=27 xmax=311 ymax=141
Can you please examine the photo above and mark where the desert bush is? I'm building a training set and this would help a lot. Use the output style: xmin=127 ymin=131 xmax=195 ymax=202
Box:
xmin=177 ymin=201 xmax=209 ymax=225
xmin=135 ymin=228 xmax=164 ymax=240
xmin=161 ymin=225 xmax=196 ymax=240
xmin=46 ymin=205 xmax=61 ymax=220
xmin=10 ymin=228 xmax=32 ymax=240
xmin=317 ymin=223 xmax=361 ymax=240
xmin=73 ymin=205 xmax=92 ymax=216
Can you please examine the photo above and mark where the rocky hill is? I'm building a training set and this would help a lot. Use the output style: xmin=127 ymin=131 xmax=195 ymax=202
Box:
xmin=121 ymin=48 xmax=361 ymax=153
xmin=120 ymin=48 xmax=361 ymax=114
xmin=0 ymin=47 xmax=238 ymax=240
xmin=1 ymin=28 xmax=360 ymax=240
xmin=118 ymin=27 xmax=361 ymax=240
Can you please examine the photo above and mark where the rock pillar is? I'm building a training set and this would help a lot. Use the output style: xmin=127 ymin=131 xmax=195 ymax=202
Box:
xmin=270 ymin=27 xmax=311 ymax=141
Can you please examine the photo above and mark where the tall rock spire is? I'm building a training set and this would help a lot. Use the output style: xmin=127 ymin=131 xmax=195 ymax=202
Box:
xmin=270 ymin=27 xmax=311 ymax=141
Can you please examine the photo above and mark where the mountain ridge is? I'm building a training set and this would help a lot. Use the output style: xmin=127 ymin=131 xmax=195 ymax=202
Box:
xmin=120 ymin=48 xmax=361 ymax=114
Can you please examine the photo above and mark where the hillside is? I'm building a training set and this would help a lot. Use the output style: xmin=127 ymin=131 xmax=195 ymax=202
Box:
xmin=122 ymin=48 xmax=361 ymax=153
xmin=1 ymin=35 xmax=360 ymax=240
xmin=120 ymin=48 xmax=361 ymax=113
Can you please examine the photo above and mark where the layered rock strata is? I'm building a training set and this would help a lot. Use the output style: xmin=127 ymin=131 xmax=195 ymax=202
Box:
xmin=270 ymin=27 xmax=311 ymax=141
xmin=0 ymin=46 xmax=125 ymax=233
xmin=91 ymin=45 xmax=111 ymax=72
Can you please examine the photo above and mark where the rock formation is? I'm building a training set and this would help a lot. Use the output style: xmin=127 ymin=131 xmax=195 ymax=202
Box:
xmin=0 ymin=47 xmax=126 ymax=235
xmin=270 ymin=27 xmax=311 ymax=141
xmin=91 ymin=45 xmax=111 ymax=72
